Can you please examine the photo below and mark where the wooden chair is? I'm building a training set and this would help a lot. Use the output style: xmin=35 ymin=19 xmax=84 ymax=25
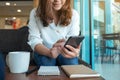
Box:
xmin=101 ymin=33 xmax=120 ymax=63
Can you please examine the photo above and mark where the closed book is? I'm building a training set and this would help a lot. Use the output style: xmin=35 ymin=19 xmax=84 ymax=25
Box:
xmin=61 ymin=65 xmax=100 ymax=78
xmin=37 ymin=66 xmax=60 ymax=76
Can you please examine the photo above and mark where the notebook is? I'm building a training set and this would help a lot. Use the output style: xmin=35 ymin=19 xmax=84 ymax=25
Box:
xmin=61 ymin=65 xmax=100 ymax=78
xmin=37 ymin=66 xmax=60 ymax=75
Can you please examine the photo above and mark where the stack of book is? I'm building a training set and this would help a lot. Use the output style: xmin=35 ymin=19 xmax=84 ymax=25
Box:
xmin=37 ymin=66 xmax=60 ymax=76
xmin=61 ymin=65 xmax=100 ymax=78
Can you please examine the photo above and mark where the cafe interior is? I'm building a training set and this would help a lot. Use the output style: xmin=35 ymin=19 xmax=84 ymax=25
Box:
xmin=0 ymin=0 xmax=120 ymax=80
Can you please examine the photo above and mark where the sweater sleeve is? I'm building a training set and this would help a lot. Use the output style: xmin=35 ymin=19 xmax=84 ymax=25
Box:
xmin=27 ymin=9 xmax=43 ymax=50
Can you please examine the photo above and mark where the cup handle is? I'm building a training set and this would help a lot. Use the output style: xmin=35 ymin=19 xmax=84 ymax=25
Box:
xmin=6 ymin=54 xmax=9 ymax=67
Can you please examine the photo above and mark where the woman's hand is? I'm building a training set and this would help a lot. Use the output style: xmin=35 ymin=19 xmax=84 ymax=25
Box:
xmin=53 ymin=39 xmax=65 ymax=47
xmin=50 ymin=39 xmax=65 ymax=58
xmin=50 ymin=47 xmax=59 ymax=58
xmin=60 ymin=45 xmax=80 ymax=58
xmin=50 ymin=38 xmax=81 ymax=58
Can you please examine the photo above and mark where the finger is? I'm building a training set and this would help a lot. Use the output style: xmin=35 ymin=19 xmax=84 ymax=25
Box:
xmin=60 ymin=49 xmax=74 ymax=58
xmin=65 ymin=45 xmax=75 ymax=51
xmin=60 ymin=48 xmax=73 ymax=58
xmin=77 ymin=45 xmax=80 ymax=48
xmin=66 ymin=45 xmax=80 ymax=52
xmin=53 ymin=43 xmax=61 ymax=47
xmin=63 ymin=46 xmax=79 ymax=57
xmin=56 ymin=39 xmax=65 ymax=43
xmin=77 ymin=43 xmax=83 ymax=48
xmin=64 ymin=48 xmax=77 ymax=57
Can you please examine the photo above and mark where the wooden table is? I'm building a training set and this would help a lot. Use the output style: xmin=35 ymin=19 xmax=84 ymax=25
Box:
xmin=5 ymin=66 xmax=105 ymax=80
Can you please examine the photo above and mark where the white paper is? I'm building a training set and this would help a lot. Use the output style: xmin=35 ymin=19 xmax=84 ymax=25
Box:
xmin=37 ymin=66 xmax=60 ymax=75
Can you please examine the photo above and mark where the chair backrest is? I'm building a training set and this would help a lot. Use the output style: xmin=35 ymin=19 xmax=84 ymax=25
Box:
xmin=0 ymin=27 xmax=32 ymax=53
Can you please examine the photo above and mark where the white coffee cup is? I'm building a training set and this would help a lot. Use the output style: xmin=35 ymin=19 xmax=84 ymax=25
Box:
xmin=6 ymin=51 xmax=30 ymax=73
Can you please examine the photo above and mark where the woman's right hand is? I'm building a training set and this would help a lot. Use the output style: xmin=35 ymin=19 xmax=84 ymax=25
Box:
xmin=50 ymin=47 xmax=60 ymax=58
xmin=50 ymin=39 xmax=66 ymax=58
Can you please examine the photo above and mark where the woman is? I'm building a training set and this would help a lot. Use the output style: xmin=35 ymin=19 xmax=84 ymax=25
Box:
xmin=28 ymin=0 xmax=80 ymax=66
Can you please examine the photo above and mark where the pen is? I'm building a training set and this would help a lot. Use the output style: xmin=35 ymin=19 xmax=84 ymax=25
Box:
xmin=26 ymin=67 xmax=39 ymax=76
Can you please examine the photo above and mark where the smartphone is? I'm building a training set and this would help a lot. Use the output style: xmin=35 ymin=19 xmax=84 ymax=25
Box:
xmin=64 ymin=36 xmax=84 ymax=51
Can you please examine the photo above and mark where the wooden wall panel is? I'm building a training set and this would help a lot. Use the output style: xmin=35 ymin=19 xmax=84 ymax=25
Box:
xmin=33 ymin=0 xmax=39 ymax=8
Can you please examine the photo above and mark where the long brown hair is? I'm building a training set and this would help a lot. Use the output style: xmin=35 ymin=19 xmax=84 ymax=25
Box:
xmin=36 ymin=0 xmax=72 ymax=27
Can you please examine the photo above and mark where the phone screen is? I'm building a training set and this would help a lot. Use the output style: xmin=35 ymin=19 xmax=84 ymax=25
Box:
xmin=64 ymin=36 xmax=84 ymax=51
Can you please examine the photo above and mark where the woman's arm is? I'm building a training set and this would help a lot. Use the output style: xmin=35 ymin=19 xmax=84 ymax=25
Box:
xmin=34 ymin=44 xmax=52 ymax=57
xmin=28 ymin=9 xmax=52 ymax=57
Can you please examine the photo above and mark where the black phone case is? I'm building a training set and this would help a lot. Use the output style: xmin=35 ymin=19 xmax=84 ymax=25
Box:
xmin=64 ymin=36 xmax=84 ymax=51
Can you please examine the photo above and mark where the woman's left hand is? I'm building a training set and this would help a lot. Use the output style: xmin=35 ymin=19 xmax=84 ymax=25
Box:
xmin=60 ymin=45 xmax=80 ymax=58
xmin=52 ymin=39 xmax=81 ymax=58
